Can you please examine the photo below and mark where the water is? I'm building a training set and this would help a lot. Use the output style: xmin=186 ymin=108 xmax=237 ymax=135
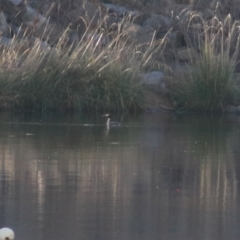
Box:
xmin=0 ymin=112 xmax=240 ymax=240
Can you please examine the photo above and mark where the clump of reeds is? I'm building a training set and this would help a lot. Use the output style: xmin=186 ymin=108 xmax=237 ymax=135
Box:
xmin=0 ymin=16 xmax=160 ymax=112
xmin=170 ymin=14 xmax=240 ymax=111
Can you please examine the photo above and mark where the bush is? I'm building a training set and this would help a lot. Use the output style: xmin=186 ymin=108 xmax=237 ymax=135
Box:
xmin=0 ymin=21 xmax=160 ymax=112
xmin=170 ymin=15 xmax=240 ymax=111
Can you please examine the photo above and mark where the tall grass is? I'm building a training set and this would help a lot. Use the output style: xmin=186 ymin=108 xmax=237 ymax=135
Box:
xmin=102 ymin=0 xmax=173 ymax=9
xmin=170 ymin=14 xmax=240 ymax=111
xmin=0 ymin=18 xmax=160 ymax=112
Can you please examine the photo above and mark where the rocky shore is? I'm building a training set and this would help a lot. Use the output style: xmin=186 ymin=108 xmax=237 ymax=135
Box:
xmin=1 ymin=0 xmax=240 ymax=112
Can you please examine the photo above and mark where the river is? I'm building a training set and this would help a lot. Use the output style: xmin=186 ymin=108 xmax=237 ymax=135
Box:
xmin=0 ymin=112 xmax=239 ymax=240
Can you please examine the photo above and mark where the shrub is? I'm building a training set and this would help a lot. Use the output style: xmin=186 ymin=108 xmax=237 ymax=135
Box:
xmin=170 ymin=15 xmax=240 ymax=111
xmin=0 ymin=19 xmax=161 ymax=112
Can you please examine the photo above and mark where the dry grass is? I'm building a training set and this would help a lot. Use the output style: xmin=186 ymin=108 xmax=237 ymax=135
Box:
xmin=0 ymin=16 xmax=165 ymax=112
xmin=170 ymin=14 xmax=240 ymax=111
xmin=104 ymin=0 xmax=174 ymax=10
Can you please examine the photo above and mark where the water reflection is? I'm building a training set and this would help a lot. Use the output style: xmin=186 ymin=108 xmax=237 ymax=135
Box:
xmin=0 ymin=112 xmax=240 ymax=240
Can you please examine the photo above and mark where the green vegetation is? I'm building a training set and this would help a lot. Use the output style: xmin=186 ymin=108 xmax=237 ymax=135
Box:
xmin=170 ymin=15 xmax=240 ymax=111
xmin=2 ymin=0 xmax=240 ymax=113
xmin=0 ymin=23 xmax=159 ymax=112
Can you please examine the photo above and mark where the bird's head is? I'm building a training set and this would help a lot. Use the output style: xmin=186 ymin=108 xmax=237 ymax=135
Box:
xmin=0 ymin=228 xmax=15 ymax=240
xmin=102 ymin=114 xmax=111 ymax=118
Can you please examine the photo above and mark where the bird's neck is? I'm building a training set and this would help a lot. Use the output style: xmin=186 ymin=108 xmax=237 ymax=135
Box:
xmin=106 ymin=117 xmax=111 ymax=127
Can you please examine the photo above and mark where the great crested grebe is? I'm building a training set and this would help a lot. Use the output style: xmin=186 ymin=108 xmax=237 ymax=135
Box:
xmin=102 ymin=114 xmax=121 ymax=128
xmin=0 ymin=227 xmax=15 ymax=240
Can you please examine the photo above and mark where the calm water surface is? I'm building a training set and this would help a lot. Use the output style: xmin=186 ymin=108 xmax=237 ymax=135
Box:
xmin=0 ymin=112 xmax=240 ymax=240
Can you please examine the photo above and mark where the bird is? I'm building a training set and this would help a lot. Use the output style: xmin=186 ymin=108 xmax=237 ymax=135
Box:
xmin=102 ymin=114 xmax=121 ymax=128
xmin=0 ymin=228 xmax=15 ymax=240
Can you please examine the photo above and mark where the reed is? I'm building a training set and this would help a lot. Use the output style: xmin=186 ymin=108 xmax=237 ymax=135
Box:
xmin=0 ymin=18 xmax=160 ymax=112
xmin=170 ymin=14 xmax=240 ymax=111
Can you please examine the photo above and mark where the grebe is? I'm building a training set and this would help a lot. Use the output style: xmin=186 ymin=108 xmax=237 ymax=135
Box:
xmin=0 ymin=228 xmax=14 ymax=240
xmin=102 ymin=114 xmax=121 ymax=128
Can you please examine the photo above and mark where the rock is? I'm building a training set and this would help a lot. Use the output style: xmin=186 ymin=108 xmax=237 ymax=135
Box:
xmin=67 ymin=2 xmax=101 ymax=29
xmin=103 ymin=14 xmax=120 ymax=31
xmin=167 ymin=4 xmax=192 ymax=22
xmin=143 ymin=14 xmax=170 ymax=32
xmin=0 ymin=10 xmax=10 ymax=37
xmin=8 ymin=0 xmax=22 ymax=5
xmin=103 ymin=3 xmax=129 ymax=16
xmin=2 ymin=0 xmax=27 ymax=26
xmin=23 ymin=6 xmax=47 ymax=26
xmin=125 ymin=10 xmax=140 ymax=21
xmin=66 ymin=8 xmax=88 ymax=35
xmin=123 ymin=24 xmax=155 ymax=45
xmin=225 ymin=105 xmax=240 ymax=113
xmin=139 ymin=71 xmax=165 ymax=90
xmin=175 ymin=0 xmax=190 ymax=3
xmin=176 ymin=47 xmax=198 ymax=62
xmin=131 ymin=13 xmax=150 ymax=25
xmin=0 ymin=36 xmax=12 ymax=46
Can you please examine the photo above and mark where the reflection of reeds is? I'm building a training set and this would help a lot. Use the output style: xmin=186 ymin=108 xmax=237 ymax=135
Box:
xmin=173 ymin=114 xmax=238 ymax=214
xmin=0 ymin=114 xmax=238 ymax=238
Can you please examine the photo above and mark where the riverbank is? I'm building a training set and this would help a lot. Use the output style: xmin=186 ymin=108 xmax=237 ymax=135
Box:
xmin=1 ymin=0 xmax=240 ymax=112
